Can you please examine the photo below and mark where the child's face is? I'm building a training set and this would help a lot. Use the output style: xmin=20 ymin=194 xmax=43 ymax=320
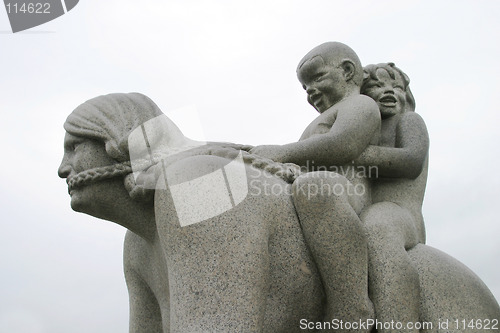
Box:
xmin=363 ymin=68 xmax=406 ymax=119
xmin=297 ymin=56 xmax=347 ymax=113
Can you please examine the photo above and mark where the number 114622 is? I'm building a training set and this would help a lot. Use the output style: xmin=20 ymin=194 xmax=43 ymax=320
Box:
xmin=5 ymin=3 xmax=51 ymax=14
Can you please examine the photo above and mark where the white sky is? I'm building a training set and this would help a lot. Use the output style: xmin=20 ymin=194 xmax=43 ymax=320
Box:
xmin=1 ymin=1 xmax=499 ymax=332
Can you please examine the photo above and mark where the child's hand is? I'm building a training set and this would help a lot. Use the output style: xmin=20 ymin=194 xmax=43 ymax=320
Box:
xmin=250 ymin=145 xmax=284 ymax=162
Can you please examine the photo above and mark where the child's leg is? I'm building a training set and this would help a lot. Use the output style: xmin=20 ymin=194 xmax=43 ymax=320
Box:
xmin=360 ymin=202 xmax=420 ymax=333
xmin=292 ymin=171 xmax=374 ymax=333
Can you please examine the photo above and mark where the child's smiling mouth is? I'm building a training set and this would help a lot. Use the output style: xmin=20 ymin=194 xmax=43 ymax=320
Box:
xmin=310 ymin=93 xmax=324 ymax=108
xmin=379 ymin=95 xmax=397 ymax=107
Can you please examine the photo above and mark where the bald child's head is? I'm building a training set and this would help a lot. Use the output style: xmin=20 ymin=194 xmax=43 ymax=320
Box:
xmin=297 ymin=42 xmax=363 ymax=112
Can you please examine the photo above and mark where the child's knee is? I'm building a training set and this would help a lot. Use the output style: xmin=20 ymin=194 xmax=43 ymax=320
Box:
xmin=361 ymin=202 xmax=417 ymax=245
xmin=292 ymin=171 xmax=350 ymax=205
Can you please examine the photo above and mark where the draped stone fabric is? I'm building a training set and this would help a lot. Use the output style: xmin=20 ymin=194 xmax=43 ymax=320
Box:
xmin=64 ymin=92 xmax=164 ymax=162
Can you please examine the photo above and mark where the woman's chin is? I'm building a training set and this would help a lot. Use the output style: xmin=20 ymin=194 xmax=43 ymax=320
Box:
xmin=68 ymin=186 xmax=97 ymax=215
xmin=69 ymin=190 xmax=88 ymax=213
xmin=68 ymin=180 xmax=129 ymax=223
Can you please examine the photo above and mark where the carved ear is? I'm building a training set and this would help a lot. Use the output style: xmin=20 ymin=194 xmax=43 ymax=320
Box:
xmin=341 ymin=60 xmax=356 ymax=82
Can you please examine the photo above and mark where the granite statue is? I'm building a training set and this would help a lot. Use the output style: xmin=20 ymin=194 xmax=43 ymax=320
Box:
xmin=251 ymin=42 xmax=427 ymax=331
xmin=358 ymin=62 xmax=427 ymax=331
xmin=59 ymin=93 xmax=325 ymax=332
xmin=59 ymin=43 xmax=500 ymax=332
xmin=252 ymin=42 xmax=379 ymax=328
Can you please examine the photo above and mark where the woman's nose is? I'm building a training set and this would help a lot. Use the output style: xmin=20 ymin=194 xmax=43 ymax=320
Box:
xmin=58 ymin=157 xmax=71 ymax=178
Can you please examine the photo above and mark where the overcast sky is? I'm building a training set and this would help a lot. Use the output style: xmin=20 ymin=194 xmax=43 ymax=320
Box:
xmin=1 ymin=1 xmax=499 ymax=332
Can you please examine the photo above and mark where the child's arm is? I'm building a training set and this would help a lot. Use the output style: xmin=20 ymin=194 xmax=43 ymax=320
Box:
xmin=251 ymin=95 xmax=380 ymax=167
xmin=355 ymin=112 xmax=429 ymax=179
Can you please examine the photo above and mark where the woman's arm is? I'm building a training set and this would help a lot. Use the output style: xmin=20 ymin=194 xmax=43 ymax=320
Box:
xmin=124 ymin=232 xmax=164 ymax=333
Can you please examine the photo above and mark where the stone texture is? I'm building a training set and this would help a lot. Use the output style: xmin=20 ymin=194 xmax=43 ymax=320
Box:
xmin=59 ymin=43 xmax=500 ymax=332
xmin=409 ymin=244 xmax=500 ymax=332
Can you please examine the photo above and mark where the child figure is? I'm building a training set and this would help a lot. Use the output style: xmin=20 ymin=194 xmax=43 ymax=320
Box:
xmin=251 ymin=42 xmax=380 ymax=332
xmin=358 ymin=63 xmax=429 ymax=332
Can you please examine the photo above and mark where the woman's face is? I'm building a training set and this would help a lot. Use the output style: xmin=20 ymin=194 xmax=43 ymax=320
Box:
xmin=362 ymin=68 xmax=406 ymax=119
xmin=58 ymin=132 xmax=122 ymax=215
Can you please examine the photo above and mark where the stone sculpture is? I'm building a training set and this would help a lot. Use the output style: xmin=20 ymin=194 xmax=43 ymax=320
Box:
xmin=59 ymin=42 xmax=500 ymax=332
xmin=253 ymin=42 xmax=378 ymax=328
